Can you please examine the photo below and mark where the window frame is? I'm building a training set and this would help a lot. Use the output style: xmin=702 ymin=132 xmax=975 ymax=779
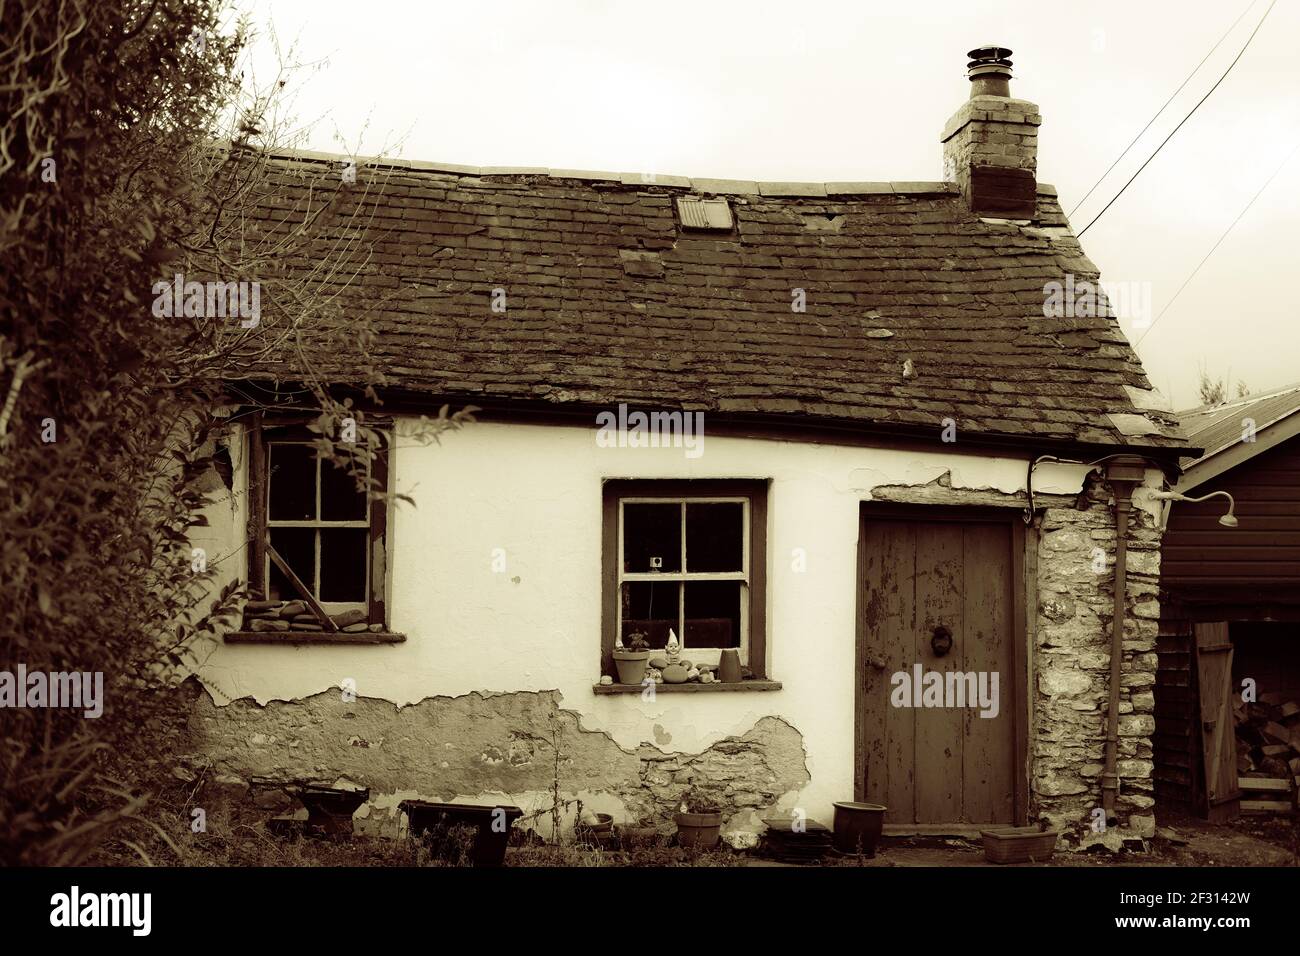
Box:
xmin=617 ymin=497 xmax=751 ymax=660
xmin=248 ymin=414 xmax=391 ymax=627
xmin=601 ymin=479 xmax=768 ymax=679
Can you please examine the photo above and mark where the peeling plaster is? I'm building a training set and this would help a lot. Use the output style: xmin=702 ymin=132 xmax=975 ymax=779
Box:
xmin=188 ymin=685 xmax=810 ymax=836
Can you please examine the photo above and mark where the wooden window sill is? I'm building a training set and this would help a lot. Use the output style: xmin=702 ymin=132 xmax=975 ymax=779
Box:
xmin=224 ymin=631 xmax=406 ymax=645
xmin=592 ymin=680 xmax=782 ymax=695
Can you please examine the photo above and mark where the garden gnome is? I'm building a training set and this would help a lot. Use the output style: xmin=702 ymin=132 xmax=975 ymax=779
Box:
xmin=665 ymin=629 xmax=681 ymax=664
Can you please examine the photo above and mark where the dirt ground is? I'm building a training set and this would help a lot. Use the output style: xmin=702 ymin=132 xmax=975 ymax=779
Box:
xmin=761 ymin=812 xmax=1299 ymax=867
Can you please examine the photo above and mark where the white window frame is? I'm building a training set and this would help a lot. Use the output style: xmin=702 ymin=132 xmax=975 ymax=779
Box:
xmin=616 ymin=496 xmax=750 ymax=664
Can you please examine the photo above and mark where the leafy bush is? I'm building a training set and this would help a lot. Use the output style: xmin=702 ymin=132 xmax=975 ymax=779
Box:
xmin=0 ymin=0 xmax=470 ymax=865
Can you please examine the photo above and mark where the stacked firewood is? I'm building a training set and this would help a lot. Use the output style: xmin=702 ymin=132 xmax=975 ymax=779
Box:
xmin=1234 ymin=692 xmax=1300 ymax=814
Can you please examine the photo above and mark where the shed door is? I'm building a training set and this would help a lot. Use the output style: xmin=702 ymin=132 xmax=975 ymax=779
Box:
xmin=859 ymin=516 xmax=1016 ymax=826
xmin=1194 ymin=622 xmax=1240 ymax=817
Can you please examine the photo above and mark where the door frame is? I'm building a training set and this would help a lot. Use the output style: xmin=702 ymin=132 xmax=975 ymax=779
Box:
xmin=854 ymin=501 xmax=1032 ymax=827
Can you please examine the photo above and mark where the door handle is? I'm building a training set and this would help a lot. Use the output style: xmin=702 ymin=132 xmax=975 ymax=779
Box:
xmin=931 ymin=625 xmax=953 ymax=657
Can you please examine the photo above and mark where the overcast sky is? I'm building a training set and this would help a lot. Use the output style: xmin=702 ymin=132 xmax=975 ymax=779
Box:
xmin=243 ymin=0 xmax=1300 ymax=411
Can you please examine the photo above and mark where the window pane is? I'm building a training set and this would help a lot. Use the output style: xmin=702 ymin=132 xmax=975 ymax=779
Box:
xmin=623 ymin=503 xmax=681 ymax=573
xmin=268 ymin=527 xmax=316 ymax=601
xmin=685 ymin=502 xmax=744 ymax=572
xmin=268 ymin=443 xmax=316 ymax=521
xmin=320 ymin=528 xmax=368 ymax=602
xmin=621 ymin=581 xmax=679 ymax=649
xmin=684 ymin=581 xmax=741 ymax=648
xmin=321 ymin=459 xmax=367 ymax=521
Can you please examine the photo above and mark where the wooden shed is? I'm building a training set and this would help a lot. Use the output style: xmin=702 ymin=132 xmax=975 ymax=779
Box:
xmin=1155 ymin=385 xmax=1300 ymax=821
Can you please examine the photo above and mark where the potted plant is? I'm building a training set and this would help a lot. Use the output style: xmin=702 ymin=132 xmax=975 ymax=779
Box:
xmin=612 ymin=632 xmax=652 ymax=684
xmin=674 ymin=788 xmax=723 ymax=849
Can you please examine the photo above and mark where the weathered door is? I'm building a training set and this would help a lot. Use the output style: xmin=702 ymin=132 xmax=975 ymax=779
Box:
xmin=857 ymin=512 xmax=1018 ymax=828
xmin=1194 ymin=621 xmax=1240 ymax=821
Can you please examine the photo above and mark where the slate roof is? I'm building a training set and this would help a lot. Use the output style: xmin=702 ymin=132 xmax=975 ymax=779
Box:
xmin=240 ymin=151 xmax=1187 ymax=452
xmin=1176 ymin=383 xmax=1300 ymax=467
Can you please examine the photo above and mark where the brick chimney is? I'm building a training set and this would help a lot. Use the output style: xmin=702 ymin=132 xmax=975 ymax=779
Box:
xmin=941 ymin=45 xmax=1041 ymax=219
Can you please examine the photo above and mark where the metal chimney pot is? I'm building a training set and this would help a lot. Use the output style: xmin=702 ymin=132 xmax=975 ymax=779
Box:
xmin=966 ymin=44 xmax=1013 ymax=98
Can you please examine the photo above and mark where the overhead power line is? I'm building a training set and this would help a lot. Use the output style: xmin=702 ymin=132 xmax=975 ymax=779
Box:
xmin=1133 ymin=139 xmax=1300 ymax=348
xmin=1068 ymin=0 xmax=1259 ymax=219
xmin=1077 ymin=0 xmax=1278 ymax=239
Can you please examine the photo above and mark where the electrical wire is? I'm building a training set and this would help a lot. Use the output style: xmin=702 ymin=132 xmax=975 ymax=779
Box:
xmin=1077 ymin=0 xmax=1278 ymax=239
xmin=1069 ymin=0 xmax=1259 ymax=219
xmin=1134 ymin=138 xmax=1300 ymax=347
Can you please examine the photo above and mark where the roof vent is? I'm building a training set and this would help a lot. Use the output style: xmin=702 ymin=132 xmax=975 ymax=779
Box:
xmin=677 ymin=196 xmax=733 ymax=231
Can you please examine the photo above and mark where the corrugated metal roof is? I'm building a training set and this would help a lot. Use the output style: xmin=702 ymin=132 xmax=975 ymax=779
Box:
xmin=1177 ymin=384 xmax=1300 ymax=465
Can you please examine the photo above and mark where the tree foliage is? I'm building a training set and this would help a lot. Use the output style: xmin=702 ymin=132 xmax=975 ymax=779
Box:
xmin=0 ymin=0 xmax=469 ymax=864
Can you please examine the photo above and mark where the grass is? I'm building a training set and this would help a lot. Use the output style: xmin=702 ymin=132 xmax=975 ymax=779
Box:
xmin=87 ymin=783 xmax=756 ymax=867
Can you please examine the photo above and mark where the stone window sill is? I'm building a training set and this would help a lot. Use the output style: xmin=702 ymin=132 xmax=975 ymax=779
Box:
xmin=224 ymin=631 xmax=406 ymax=645
xmin=592 ymin=679 xmax=782 ymax=695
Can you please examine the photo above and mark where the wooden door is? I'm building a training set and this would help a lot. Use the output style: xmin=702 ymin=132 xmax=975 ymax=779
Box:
xmin=858 ymin=512 xmax=1018 ymax=827
xmin=1194 ymin=621 xmax=1241 ymax=821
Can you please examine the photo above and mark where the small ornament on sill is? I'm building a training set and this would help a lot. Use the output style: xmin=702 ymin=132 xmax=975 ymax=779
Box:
xmin=665 ymin=629 xmax=681 ymax=664
xmin=598 ymin=675 xmax=613 ymax=686
xmin=662 ymin=663 xmax=688 ymax=684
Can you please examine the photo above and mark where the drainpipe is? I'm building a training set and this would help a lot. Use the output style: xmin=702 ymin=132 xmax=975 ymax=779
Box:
xmin=1100 ymin=456 xmax=1148 ymax=818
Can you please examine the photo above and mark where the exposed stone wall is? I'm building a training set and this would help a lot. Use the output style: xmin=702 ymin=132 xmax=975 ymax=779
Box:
xmin=183 ymin=684 xmax=809 ymax=846
xmin=1033 ymin=478 xmax=1161 ymax=848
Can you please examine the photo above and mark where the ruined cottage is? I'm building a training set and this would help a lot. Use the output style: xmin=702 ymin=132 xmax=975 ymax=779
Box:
xmin=187 ymin=47 xmax=1189 ymax=847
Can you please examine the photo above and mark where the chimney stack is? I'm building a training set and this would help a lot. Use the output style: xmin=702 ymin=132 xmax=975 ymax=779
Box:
xmin=941 ymin=45 xmax=1041 ymax=219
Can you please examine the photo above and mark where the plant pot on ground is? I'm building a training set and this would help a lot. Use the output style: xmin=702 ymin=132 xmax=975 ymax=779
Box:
xmin=981 ymin=826 xmax=1061 ymax=864
xmin=831 ymin=801 xmax=886 ymax=857
xmin=612 ymin=632 xmax=652 ymax=684
xmin=674 ymin=788 xmax=723 ymax=849
xmin=576 ymin=810 xmax=615 ymax=848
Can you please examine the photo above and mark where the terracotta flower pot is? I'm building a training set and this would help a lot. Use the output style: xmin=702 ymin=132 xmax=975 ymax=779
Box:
xmin=674 ymin=811 xmax=722 ymax=849
xmin=718 ymin=648 xmax=742 ymax=683
xmin=981 ymin=827 xmax=1060 ymax=864
xmin=612 ymin=649 xmax=651 ymax=684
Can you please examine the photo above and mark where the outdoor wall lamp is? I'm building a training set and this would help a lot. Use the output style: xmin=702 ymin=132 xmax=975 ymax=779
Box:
xmin=1149 ymin=490 xmax=1238 ymax=530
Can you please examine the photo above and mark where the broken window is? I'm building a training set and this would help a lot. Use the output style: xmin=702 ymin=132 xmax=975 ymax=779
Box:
xmin=605 ymin=481 xmax=768 ymax=674
xmin=249 ymin=418 xmax=390 ymax=624
xmin=266 ymin=441 xmax=370 ymax=604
